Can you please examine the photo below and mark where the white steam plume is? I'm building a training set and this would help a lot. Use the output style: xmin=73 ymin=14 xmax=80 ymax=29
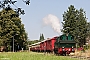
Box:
xmin=43 ymin=14 xmax=62 ymax=34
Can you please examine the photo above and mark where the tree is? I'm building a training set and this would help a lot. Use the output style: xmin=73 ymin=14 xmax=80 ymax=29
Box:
xmin=0 ymin=0 xmax=30 ymax=15
xmin=76 ymin=8 xmax=87 ymax=46
xmin=39 ymin=33 xmax=44 ymax=41
xmin=0 ymin=7 xmax=28 ymax=51
xmin=86 ymin=22 xmax=90 ymax=43
xmin=41 ymin=34 xmax=44 ymax=40
xmin=28 ymin=40 xmax=40 ymax=45
xmin=62 ymin=5 xmax=87 ymax=46
xmin=87 ymin=23 xmax=90 ymax=35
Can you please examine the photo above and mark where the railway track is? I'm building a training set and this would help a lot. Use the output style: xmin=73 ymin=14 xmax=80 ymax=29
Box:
xmin=70 ymin=55 xmax=90 ymax=60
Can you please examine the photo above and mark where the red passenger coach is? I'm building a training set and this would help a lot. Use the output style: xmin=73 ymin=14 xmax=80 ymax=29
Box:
xmin=29 ymin=36 xmax=58 ymax=52
xmin=39 ymin=36 xmax=58 ymax=52
xmin=40 ymin=40 xmax=45 ymax=52
xmin=29 ymin=42 xmax=41 ymax=52
xmin=46 ymin=37 xmax=57 ymax=52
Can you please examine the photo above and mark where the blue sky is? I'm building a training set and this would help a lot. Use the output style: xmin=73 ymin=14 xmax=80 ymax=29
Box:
xmin=13 ymin=0 xmax=90 ymax=40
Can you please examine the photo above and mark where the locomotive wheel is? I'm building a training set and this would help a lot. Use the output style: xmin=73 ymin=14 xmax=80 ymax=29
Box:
xmin=62 ymin=51 xmax=66 ymax=56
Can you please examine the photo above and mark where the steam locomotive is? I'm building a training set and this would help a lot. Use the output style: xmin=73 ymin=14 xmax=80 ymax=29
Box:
xmin=29 ymin=34 xmax=76 ymax=55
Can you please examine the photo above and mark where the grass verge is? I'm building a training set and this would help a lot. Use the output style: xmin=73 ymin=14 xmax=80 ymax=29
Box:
xmin=0 ymin=52 xmax=78 ymax=60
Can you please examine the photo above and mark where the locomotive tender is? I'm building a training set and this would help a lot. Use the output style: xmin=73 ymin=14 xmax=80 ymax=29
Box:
xmin=29 ymin=34 xmax=76 ymax=55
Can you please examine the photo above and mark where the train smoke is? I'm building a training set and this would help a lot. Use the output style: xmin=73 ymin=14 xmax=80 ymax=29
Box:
xmin=43 ymin=14 xmax=62 ymax=34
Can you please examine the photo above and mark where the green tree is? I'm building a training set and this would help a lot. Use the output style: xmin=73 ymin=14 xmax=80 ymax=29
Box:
xmin=27 ymin=40 xmax=40 ymax=45
xmin=87 ymin=23 xmax=90 ymax=34
xmin=0 ymin=7 xmax=28 ymax=51
xmin=62 ymin=5 xmax=87 ymax=46
xmin=86 ymin=22 xmax=90 ymax=43
xmin=77 ymin=8 xmax=87 ymax=46
xmin=41 ymin=34 xmax=44 ymax=40
xmin=39 ymin=33 xmax=44 ymax=41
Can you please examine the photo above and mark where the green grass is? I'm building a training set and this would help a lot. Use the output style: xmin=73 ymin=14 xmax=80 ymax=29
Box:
xmin=0 ymin=52 xmax=78 ymax=60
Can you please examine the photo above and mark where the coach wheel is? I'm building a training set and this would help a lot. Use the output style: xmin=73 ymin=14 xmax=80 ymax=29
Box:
xmin=54 ymin=48 xmax=58 ymax=54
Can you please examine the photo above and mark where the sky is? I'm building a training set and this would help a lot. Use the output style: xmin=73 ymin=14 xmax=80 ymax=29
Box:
xmin=9 ymin=0 xmax=90 ymax=40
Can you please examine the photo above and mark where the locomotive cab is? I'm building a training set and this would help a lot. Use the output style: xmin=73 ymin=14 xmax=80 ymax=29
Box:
xmin=54 ymin=34 xmax=76 ymax=55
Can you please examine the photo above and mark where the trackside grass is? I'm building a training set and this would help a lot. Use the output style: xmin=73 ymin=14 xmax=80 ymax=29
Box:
xmin=0 ymin=52 xmax=78 ymax=60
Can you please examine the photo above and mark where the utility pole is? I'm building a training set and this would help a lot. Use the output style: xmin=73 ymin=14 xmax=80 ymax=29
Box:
xmin=13 ymin=34 xmax=18 ymax=52
xmin=13 ymin=36 xmax=14 ymax=52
